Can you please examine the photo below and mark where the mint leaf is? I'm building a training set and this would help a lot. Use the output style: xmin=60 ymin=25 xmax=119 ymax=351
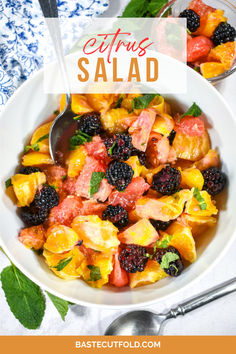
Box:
xmin=5 ymin=178 xmax=12 ymax=188
xmin=73 ymin=115 xmax=83 ymax=121
xmin=193 ymin=187 xmax=207 ymax=210
xmin=24 ymin=134 xmax=49 ymax=153
xmin=147 ymin=0 xmax=168 ymax=17
xmin=160 ymin=252 xmax=179 ymax=270
xmin=153 ymin=235 xmax=173 ymax=254
xmin=62 ymin=175 xmax=67 ymax=182
xmin=89 ymin=172 xmax=106 ymax=197
xmin=46 ymin=292 xmax=69 ymax=321
xmin=53 ymin=110 xmax=59 ymax=115
xmin=115 ymin=95 xmax=124 ymax=108
xmin=0 ymin=265 xmax=45 ymax=329
xmin=52 ymin=257 xmax=72 ymax=271
xmin=87 ymin=265 xmax=102 ymax=281
xmin=132 ymin=94 xmax=159 ymax=110
xmin=181 ymin=102 xmax=202 ymax=119
xmin=121 ymin=0 xmax=150 ymax=17
xmin=69 ymin=130 xmax=92 ymax=150
xmin=108 ymin=141 xmax=116 ymax=155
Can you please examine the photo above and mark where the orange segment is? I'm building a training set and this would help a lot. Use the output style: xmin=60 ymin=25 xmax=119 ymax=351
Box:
xmin=30 ymin=122 xmax=52 ymax=154
xmin=66 ymin=145 xmax=87 ymax=178
xmin=208 ymin=42 xmax=236 ymax=70
xmin=180 ymin=213 xmax=217 ymax=236
xmin=129 ymin=260 xmax=167 ymax=288
xmin=72 ymin=215 xmax=119 ymax=252
xmin=185 ymin=189 xmax=218 ymax=217
xmin=126 ymin=156 xmax=143 ymax=177
xmin=119 ymin=218 xmax=158 ymax=247
xmin=11 ymin=172 xmax=46 ymax=207
xmin=180 ymin=167 xmax=204 ymax=190
xmin=60 ymin=94 xmax=93 ymax=114
xmin=199 ymin=10 xmax=227 ymax=37
xmin=44 ymin=225 xmax=80 ymax=253
xmin=173 ymin=130 xmax=210 ymax=161
xmin=163 ymin=221 xmax=197 ymax=263
xmin=22 ymin=152 xmax=53 ymax=166
xmin=77 ymin=252 xmax=113 ymax=288
xmin=200 ymin=62 xmax=227 ymax=78
xmin=43 ymin=247 xmax=85 ymax=280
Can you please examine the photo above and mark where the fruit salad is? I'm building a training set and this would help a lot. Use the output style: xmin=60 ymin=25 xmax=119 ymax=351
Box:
xmin=6 ymin=93 xmax=227 ymax=288
xmin=179 ymin=0 xmax=236 ymax=78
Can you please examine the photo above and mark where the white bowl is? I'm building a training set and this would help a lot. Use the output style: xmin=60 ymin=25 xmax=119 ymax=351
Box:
xmin=0 ymin=64 xmax=236 ymax=309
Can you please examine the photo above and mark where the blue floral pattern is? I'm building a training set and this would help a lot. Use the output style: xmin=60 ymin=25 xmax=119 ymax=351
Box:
xmin=0 ymin=0 xmax=109 ymax=110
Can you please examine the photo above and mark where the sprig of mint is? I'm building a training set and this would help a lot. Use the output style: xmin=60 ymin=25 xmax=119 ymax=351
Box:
xmin=46 ymin=292 xmax=69 ymax=321
xmin=87 ymin=265 xmax=102 ymax=282
xmin=153 ymin=235 xmax=173 ymax=253
xmin=69 ymin=130 xmax=92 ymax=150
xmin=0 ymin=248 xmax=72 ymax=329
xmin=132 ymin=94 xmax=159 ymax=110
xmin=180 ymin=102 xmax=202 ymax=120
xmin=89 ymin=172 xmax=106 ymax=197
xmin=5 ymin=178 xmax=12 ymax=188
xmin=0 ymin=264 xmax=45 ymax=329
xmin=121 ymin=0 xmax=168 ymax=18
xmin=193 ymin=187 xmax=207 ymax=210
xmin=114 ymin=95 xmax=124 ymax=108
xmin=24 ymin=133 xmax=49 ymax=153
xmin=52 ymin=257 xmax=72 ymax=271
xmin=160 ymin=252 xmax=179 ymax=271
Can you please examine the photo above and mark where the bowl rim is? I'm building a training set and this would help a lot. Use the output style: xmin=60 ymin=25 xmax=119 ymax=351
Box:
xmin=0 ymin=66 xmax=236 ymax=309
xmin=156 ymin=0 xmax=236 ymax=83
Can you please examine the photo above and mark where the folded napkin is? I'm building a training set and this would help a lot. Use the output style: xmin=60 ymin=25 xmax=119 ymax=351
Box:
xmin=0 ymin=0 xmax=109 ymax=110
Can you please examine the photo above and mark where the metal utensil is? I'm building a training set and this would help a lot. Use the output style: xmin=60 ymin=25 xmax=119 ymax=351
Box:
xmin=105 ymin=277 xmax=236 ymax=335
xmin=38 ymin=0 xmax=76 ymax=165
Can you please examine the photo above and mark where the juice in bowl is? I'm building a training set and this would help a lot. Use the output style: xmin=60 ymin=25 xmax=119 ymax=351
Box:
xmin=4 ymin=91 xmax=227 ymax=290
xmin=157 ymin=0 xmax=236 ymax=81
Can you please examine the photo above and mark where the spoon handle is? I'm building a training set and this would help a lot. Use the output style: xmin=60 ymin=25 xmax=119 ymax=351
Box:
xmin=167 ymin=277 xmax=236 ymax=318
xmin=38 ymin=0 xmax=71 ymax=97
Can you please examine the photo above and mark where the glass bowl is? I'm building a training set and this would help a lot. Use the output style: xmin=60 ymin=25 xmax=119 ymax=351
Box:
xmin=157 ymin=0 xmax=236 ymax=83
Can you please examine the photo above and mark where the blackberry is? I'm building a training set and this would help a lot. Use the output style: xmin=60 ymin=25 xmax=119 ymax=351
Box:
xmin=150 ymin=219 xmax=174 ymax=231
xmin=167 ymin=130 xmax=176 ymax=146
xmin=104 ymin=133 xmax=133 ymax=161
xmin=119 ymin=244 xmax=148 ymax=273
xmin=152 ymin=166 xmax=181 ymax=195
xmin=154 ymin=246 xmax=184 ymax=277
xmin=179 ymin=9 xmax=200 ymax=33
xmin=202 ymin=167 xmax=227 ymax=196
xmin=102 ymin=205 xmax=129 ymax=228
xmin=19 ymin=166 xmax=42 ymax=175
xmin=77 ymin=112 xmax=102 ymax=136
xmin=20 ymin=205 xmax=49 ymax=226
xmin=212 ymin=22 xmax=236 ymax=46
xmin=131 ymin=148 xmax=147 ymax=166
xmin=34 ymin=185 xmax=59 ymax=210
xmin=106 ymin=161 xmax=134 ymax=191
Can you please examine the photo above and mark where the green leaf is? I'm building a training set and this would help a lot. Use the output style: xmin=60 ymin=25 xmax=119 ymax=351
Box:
xmin=121 ymin=0 xmax=150 ymax=18
xmin=5 ymin=178 xmax=12 ymax=188
xmin=153 ymin=235 xmax=173 ymax=254
xmin=147 ymin=0 xmax=168 ymax=17
xmin=87 ymin=265 xmax=102 ymax=282
xmin=62 ymin=175 xmax=67 ymax=182
xmin=69 ymin=130 xmax=92 ymax=150
xmin=0 ymin=265 xmax=45 ymax=329
xmin=193 ymin=187 xmax=207 ymax=210
xmin=46 ymin=292 xmax=69 ymax=321
xmin=53 ymin=110 xmax=59 ymax=115
xmin=89 ymin=172 xmax=106 ymax=197
xmin=114 ymin=95 xmax=124 ymax=108
xmin=73 ymin=115 xmax=83 ymax=121
xmin=108 ymin=141 xmax=116 ymax=155
xmin=132 ymin=94 xmax=159 ymax=110
xmin=24 ymin=134 xmax=49 ymax=153
xmin=160 ymin=252 xmax=179 ymax=270
xmin=52 ymin=257 xmax=72 ymax=271
xmin=181 ymin=102 xmax=202 ymax=119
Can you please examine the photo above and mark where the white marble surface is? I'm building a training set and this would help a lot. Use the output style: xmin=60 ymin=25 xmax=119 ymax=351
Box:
xmin=0 ymin=0 xmax=236 ymax=335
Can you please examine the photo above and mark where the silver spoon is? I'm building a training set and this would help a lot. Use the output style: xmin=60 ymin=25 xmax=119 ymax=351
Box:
xmin=38 ymin=0 xmax=77 ymax=165
xmin=105 ymin=277 xmax=236 ymax=335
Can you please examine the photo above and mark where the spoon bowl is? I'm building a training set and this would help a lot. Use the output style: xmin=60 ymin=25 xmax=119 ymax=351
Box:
xmin=105 ymin=310 xmax=166 ymax=335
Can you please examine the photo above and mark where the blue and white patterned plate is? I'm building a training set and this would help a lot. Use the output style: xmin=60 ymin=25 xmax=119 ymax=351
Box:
xmin=0 ymin=0 xmax=109 ymax=109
